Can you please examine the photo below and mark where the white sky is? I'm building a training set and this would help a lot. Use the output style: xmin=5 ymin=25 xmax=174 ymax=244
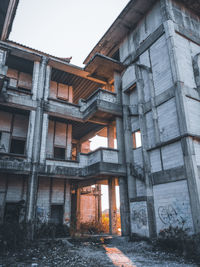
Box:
xmin=10 ymin=0 xmax=130 ymax=67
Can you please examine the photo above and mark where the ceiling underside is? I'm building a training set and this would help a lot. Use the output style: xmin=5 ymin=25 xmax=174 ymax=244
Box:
xmin=51 ymin=68 xmax=102 ymax=104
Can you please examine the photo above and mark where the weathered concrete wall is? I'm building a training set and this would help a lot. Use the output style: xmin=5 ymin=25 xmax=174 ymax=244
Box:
xmin=80 ymin=194 xmax=96 ymax=223
xmin=118 ymin=0 xmax=200 ymax=237
xmin=36 ymin=177 xmax=71 ymax=224
xmin=153 ymin=180 xmax=194 ymax=233
xmin=130 ymin=201 xmax=149 ymax=237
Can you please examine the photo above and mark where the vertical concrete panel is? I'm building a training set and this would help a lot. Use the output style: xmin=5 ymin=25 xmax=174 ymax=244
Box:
xmin=51 ymin=179 xmax=64 ymax=204
xmin=6 ymin=176 xmax=23 ymax=202
xmin=146 ymin=111 xmax=155 ymax=147
xmin=174 ymin=34 xmax=196 ymax=88
xmin=66 ymin=124 xmax=72 ymax=160
xmin=186 ymin=97 xmax=200 ymax=135
xmin=40 ymin=113 xmax=49 ymax=163
xmin=26 ymin=111 xmax=35 ymax=160
xmin=64 ymin=180 xmax=71 ymax=226
xmin=46 ymin=120 xmax=54 ymax=158
xmin=150 ymin=149 xmax=162 ymax=173
xmin=157 ymin=98 xmax=180 ymax=142
xmin=37 ymin=177 xmax=51 ymax=223
xmin=153 ymin=180 xmax=194 ymax=234
xmin=193 ymin=139 xmax=200 ymax=166
xmin=161 ymin=142 xmax=184 ymax=170
xmin=130 ymin=201 xmax=149 ymax=237
xmin=122 ymin=65 xmax=136 ymax=90
xmin=150 ymin=35 xmax=173 ymax=96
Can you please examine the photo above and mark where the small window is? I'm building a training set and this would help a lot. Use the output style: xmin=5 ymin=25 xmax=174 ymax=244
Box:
xmin=54 ymin=147 xmax=65 ymax=160
xmin=132 ymin=130 xmax=142 ymax=149
xmin=10 ymin=138 xmax=25 ymax=155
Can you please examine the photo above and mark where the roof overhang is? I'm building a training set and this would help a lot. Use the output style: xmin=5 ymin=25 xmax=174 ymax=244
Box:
xmin=0 ymin=0 xmax=19 ymax=41
xmin=84 ymin=53 xmax=126 ymax=82
xmin=83 ymin=0 xmax=157 ymax=65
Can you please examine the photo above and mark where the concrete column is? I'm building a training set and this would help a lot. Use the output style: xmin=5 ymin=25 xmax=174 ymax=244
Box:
xmin=118 ymin=177 xmax=130 ymax=236
xmin=40 ymin=113 xmax=49 ymax=164
xmin=107 ymin=124 xmax=115 ymax=148
xmin=26 ymin=57 xmax=48 ymax=232
xmin=108 ymin=178 xmax=117 ymax=234
xmin=32 ymin=61 xmax=40 ymax=100
xmin=44 ymin=65 xmax=51 ymax=101
xmin=66 ymin=124 xmax=72 ymax=160
xmin=64 ymin=180 xmax=71 ymax=227
xmin=114 ymin=72 xmax=130 ymax=235
xmin=76 ymin=187 xmax=81 ymax=231
xmin=26 ymin=110 xmax=36 ymax=161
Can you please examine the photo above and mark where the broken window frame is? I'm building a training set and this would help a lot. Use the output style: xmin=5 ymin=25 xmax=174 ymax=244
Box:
xmin=0 ymin=111 xmax=28 ymax=156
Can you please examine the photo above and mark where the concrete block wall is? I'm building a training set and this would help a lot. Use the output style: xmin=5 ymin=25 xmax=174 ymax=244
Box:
xmin=36 ymin=177 xmax=71 ymax=224
xmin=118 ymin=0 xmax=200 ymax=236
xmin=153 ymin=180 xmax=194 ymax=233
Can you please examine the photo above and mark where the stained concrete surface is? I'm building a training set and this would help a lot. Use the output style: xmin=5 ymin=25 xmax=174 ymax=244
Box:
xmin=0 ymin=236 xmax=198 ymax=267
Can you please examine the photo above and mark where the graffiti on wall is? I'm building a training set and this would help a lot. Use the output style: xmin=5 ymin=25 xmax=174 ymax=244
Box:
xmin=36 ymin=207 xmax=50 ymax=223
xmin=132 ymin=206 xmax=147 ymax=229
xmin=158 ymin=204 xmax=185 ymax=226
xmin=130 ymin=201 xmax=149 ymax=237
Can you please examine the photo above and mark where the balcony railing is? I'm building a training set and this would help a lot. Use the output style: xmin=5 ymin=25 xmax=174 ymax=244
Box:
xmin=79 ymin=88 xmax=117 ymax=113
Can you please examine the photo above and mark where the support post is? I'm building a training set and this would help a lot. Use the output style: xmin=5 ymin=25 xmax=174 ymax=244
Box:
xmin=108 ymin=178 xmax=117 ymax=235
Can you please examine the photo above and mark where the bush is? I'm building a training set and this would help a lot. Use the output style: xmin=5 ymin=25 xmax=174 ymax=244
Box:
xmin=154 ymin=226 xmax=200 ymax=263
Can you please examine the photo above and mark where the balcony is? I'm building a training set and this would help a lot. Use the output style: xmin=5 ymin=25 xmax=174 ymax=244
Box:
xmin=42 ymin=148 xmax=126 ymax=179
xmin=79 ymin=88 xmax=122 ymax=122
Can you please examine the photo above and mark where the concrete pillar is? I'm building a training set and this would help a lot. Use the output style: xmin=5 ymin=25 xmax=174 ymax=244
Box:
xmin=114 ymin=72 xmax=130 ymax=235
xmin=44 ymin=65 xmax=51 ymax=101
xmin=66 ymin=124 xmax=72 ymax=160
xmin=107 ymin=124 xmax=115 ymax=148
xmin=118 ymin=177 xmax=130 ymax=236
xmin=26 ymin=57 xmax=48 ymax=236
xmin=40 ymin=113 xmax=49 ymax=164
xmin=76 ymin=187 xmax=81 ymax=231
xmin=108 ymin=178 xmax=117 ymax=234
xmin=64 ymin=180 xmax=71 ymax=227
xmin=32 ymin=61 xmax=40 ymax=100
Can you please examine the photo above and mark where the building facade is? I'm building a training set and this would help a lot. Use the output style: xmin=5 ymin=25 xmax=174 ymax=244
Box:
xmin=0 ymin=0 xmax=200 ymax=238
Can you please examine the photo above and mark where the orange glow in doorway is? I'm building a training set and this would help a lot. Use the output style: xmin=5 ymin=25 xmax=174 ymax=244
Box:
xmin=103 ymin=245 xmax=137 ymax=267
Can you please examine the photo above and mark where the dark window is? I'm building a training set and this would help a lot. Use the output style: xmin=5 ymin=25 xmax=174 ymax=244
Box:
xmin=10 ymin=138 xmax=25 ymax=155
xmin=51 ymin=205 xmax=63 ymax=224
xmin=54 ymin=147 xmax=65 ymax=160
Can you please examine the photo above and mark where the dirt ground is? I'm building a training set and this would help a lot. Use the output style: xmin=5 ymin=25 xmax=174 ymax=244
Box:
xmin=0 ymin=236 xmax=198 ymax=267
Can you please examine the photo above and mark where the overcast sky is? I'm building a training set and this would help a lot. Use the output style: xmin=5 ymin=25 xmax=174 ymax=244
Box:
xmin=10 ymin=0 xmax=129 ymax=66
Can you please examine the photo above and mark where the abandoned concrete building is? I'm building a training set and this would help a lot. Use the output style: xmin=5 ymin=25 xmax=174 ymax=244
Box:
xmin=0 ymin=0 xmax=200 ymax=238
